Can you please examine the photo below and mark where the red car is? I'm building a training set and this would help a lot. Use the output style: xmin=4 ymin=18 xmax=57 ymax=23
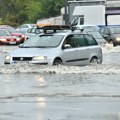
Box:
xmin=0 ymin=29 xmax=22 ymax=45
xmin=0 ymin=25 xmax=26 ymax=43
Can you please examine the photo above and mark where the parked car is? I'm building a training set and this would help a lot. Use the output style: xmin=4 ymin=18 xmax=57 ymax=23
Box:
xmin=0 ymin=29 xmax=22 ymax=45
xmin=99 ymin=26 xmax=120 ymax=46
xmin=25 ymin=27 xmax=44 ymax=39
xmin=0 ymin=25 xmax=26 ymax=43
xmin=4 ymin=25 xmax=102 ymax=66
xmin=16 ymin=24 xmax=36 ymax=34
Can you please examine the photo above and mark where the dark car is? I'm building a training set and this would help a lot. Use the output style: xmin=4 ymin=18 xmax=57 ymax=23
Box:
xmin=99 ymin=26 xmax=120 ymax=46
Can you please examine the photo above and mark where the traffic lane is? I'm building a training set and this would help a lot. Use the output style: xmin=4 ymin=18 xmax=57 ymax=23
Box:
xmin=0 ymin=73 xmax=120 ymax=120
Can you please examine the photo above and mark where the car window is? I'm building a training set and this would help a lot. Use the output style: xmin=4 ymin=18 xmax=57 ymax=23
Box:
xmin=30 ymin=28 xmax=36 ymax=33
xmin=64 ymin=35 xmax=78 ymax=48
xmin=74 ymin=34 xmax=86 ymax=47
xmin=80 ymin=17 xmax=84 ymax=25
xmin=35 ymin=29 xmax=42 ymax=34
xmin=99 ymin=27 xmax=104 ymax=34
xmin=110 ymin=27 xmax=120 ymax=34
xmin=105 ymin=28 xmax=111 ymax=35
xmin=27 ymin=28 xmax=32 ymax=33
xmin=72 ymin=18 xmax=79 ymax=26
xmin=21 ymin=25 xmax=28 ymax=28
xmin=0 ymin=30 xmax=11 ymax=36
xmin=85 ymin=34 xmax=98 ymax=45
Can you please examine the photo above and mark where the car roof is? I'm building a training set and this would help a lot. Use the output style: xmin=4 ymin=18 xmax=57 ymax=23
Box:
xmin=33 ymin=25 xmax=92 ymax=36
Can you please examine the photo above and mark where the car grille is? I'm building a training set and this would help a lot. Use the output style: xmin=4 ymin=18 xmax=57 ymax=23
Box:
xmin=13 ymin=57 xmax=32 ymax=61
xmin=7 ymin=39 xmax=16 ymax=42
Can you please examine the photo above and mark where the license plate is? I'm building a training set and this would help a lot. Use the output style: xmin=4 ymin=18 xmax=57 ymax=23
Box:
xmin=9 ymin=42 xmax=16 ymax=44
xmin=13 ymin=61 xmax=28 ymax=64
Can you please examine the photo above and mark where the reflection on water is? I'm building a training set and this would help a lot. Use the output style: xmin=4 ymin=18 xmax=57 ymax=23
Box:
xmin=0 ymin=73 xmax=120 ymax=99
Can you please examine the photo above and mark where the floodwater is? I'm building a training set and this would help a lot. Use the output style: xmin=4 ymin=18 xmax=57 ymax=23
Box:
xmin=0 ymin=44 xmax=120 ymax=120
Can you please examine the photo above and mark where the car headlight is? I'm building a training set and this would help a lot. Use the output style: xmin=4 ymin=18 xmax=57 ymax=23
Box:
xmin=5 ymin=55 xmax=11 ymax=60
xmin=116 ymin=37 xmax=120 ymax=41
xmin=21 ymin=35 xmax=25 ymax=38
xmin=16 ymin=37 xmax=20 ymax=41
xmin=32 ymin=56 xmax=47 ymax=61
xmin=0 ymin=38 xmax=6 ymax=41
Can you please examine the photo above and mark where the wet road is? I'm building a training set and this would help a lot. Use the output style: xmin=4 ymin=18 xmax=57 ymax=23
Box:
xmin=0 ymin=44 xmax=120 ymax=120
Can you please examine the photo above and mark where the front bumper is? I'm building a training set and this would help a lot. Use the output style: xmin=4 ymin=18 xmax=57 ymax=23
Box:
xmin=4 ymin=60 xmax=50 ymax=65
xmin=0 ymin=41 xmax=20 ymax=45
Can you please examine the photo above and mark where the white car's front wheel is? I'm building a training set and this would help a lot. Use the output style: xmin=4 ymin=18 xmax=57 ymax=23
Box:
xmin=90 ymin=57 xmax=99 ymax=65
xmin=53 ymin=59 xmax=63 ymax=66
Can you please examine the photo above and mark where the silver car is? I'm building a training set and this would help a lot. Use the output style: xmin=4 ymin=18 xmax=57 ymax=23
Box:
xmin=4 ymin=31 xmax=102 ymax=66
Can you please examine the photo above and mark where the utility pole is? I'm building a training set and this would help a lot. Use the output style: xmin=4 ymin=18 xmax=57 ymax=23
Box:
xmin=64 ymin=0 xmax=69 ymax=25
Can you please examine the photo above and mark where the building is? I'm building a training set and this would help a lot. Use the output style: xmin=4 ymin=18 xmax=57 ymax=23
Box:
xmin=64 ymin=0 xmax=120 ymax=25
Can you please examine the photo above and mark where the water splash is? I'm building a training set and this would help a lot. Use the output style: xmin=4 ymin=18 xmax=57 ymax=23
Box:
xmin=1 ymin=64 xmax=120 ymax=74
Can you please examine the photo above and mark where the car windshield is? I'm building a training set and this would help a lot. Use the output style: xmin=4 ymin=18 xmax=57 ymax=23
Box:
xmin=0 ymin=30 xmax=11 ymax=36
xmin=110 ymin=27 xmax=120 ymax=34
xmin=22 ymin=35 xmax=64 ymax=48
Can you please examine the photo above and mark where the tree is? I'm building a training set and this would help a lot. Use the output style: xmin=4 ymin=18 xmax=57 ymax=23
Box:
xmin=39 ymin=0 xmax=65 ymax=18
xmin=0 ymin=0 xmax=65 ymax=26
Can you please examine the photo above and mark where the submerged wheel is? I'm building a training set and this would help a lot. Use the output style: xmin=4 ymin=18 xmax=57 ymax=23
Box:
xmin=90 ymin=57 xmax=99 ymax=65
xmin=113 ymin=43 xmax=117 ymax=47
xmin=53 ymin=59 xmax=63 ymax=66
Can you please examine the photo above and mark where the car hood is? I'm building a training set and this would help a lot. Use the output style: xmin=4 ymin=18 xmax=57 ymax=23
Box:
xmin=0 ymin=36 xmax=17 ymax=39
xmin=10 ymin=48 xmax=58 ymax=57
xmin=11 ymin=32 xmax=23 ymax=37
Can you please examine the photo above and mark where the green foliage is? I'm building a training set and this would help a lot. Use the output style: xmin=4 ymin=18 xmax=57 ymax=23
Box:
xmin=0 ymin=0 xmax=65 ymax=26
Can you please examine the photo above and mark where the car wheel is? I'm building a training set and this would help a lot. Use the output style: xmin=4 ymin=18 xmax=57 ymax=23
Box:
xmin=113 ymin=43 xmax=117 ymax=47
xmin=53 ymin=59 xmax=63 ymax=66
xmin=90 ymin=57 xmax=98 ymax=65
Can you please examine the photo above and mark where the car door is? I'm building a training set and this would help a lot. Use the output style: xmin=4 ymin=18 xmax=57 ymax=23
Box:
xmin=75 ymin=34 xmax=90 ymax=65
xmin=61 ymin=35 xmax=80 ymax=66
xmin=85 ymin=34 xmax=102 ymax=63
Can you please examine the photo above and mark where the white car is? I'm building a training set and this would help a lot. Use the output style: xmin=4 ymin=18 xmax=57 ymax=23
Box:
xmin=71 ymin=17 xmax=100 ymax=31
xmin=16 ymin=24 xmax=36 ymax=34
xmin=5 ymin=26 xmax=102 ymax=66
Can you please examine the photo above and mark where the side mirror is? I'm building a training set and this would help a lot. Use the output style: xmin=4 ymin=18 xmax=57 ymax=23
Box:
xmin=63 ymin=44 xmax=71 ymax=49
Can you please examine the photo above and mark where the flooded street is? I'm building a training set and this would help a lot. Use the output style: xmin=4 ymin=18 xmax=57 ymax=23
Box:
xmin=1 ymin=44 xmax=120 ymax=120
